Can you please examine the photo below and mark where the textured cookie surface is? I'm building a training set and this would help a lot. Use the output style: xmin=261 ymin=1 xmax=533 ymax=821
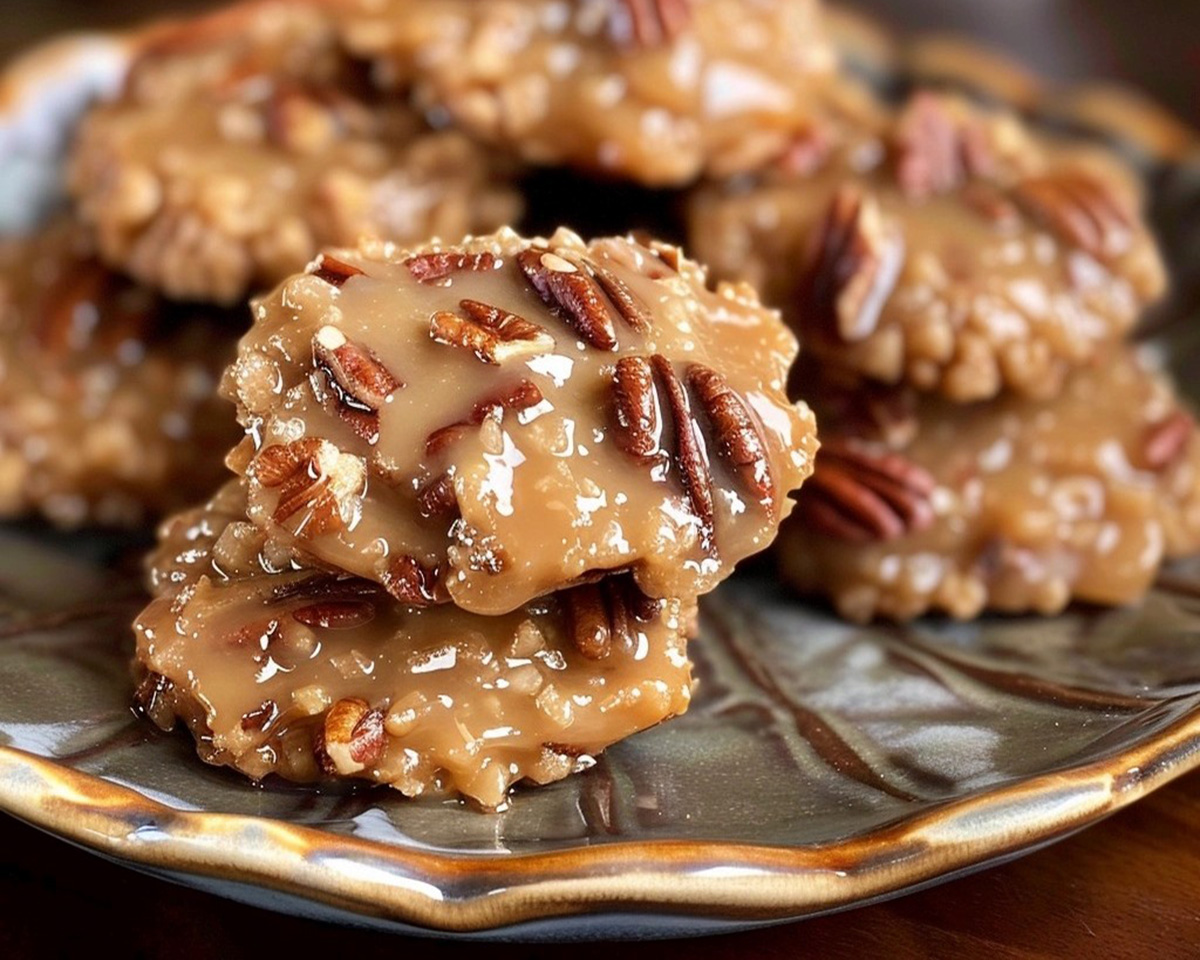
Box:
xmin=0 ymin=221 xmax=238 ymax=527
xmin=226 ymin=227 xmax=817 ymax=614
xmin=342 ymin=0 xmax=836 ymax=185
xmin=779 ymin=347 xmax=1200 ymax=622
xmin=136 ymin=480 xmax=694 ymax=809
xmin=68 ymin=0 xmax=520 ymax=304
xmin=689 ymin=91 xmax=1166 ymax=401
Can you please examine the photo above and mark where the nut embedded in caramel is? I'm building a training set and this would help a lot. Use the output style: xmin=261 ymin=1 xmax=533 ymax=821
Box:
xmin=66 ymin=1 xmax=521 ymax=304
xmin=134 ymin=481 xmax=695 ymax=809
xmin=226 ymin=227 xmax=818 ymax=615
xmin=779 ymin=347 xmax=1200 ymax=622
xmin=688 ymin=90 xmax=1167 ymax=402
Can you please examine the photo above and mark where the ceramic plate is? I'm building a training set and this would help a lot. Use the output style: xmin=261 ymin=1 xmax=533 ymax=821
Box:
xmin=2 ymin=15 xmax=1200 ymax=943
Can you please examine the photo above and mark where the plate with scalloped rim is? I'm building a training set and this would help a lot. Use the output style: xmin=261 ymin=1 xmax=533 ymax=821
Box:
xmin=3 ymin=7 xmax=1200 ymax=941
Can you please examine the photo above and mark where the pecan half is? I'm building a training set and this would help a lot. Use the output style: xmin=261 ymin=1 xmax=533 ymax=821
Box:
xmin=1013 ymin=172 xmax=1133 ymax=260
xmin=892 ymin=92 xmax=996 ymax=199
xmin=312 ymin=255 xmax=365 ymax=288
xmin=688 ymin=364 xmax=775 ymax=517
xmin=564 ymin=577 xmax=662 ymax=660
xmin=318 ymin=698 xmax=386 ymax=774
xmin=590 ymin=261 xmax=652 ymax=334
xmin=380 ymin=554 xmax=445 ymax=606
xmin=796 ymin=437 xmax=935 ymax=541
xmin=312 ymin=324 xmax=403 ymax=443
xmin=430 ymin=298 xmax=555 ymax=364
xmin=518 ymin=248 xmax=618 ymax=350
xmin=651 ymin=354 xmax=716 ymax=554
xmin=799 ymin=185 xmax=905 ymax=343
xmin=614 ymin=0 xmax=692 ymax=48
xmin=253 ymin=438 xmax=366 ymax=537
xmin=404 ymin=251 xmax=500 ymax=283
xmin=1141 ymin=409 xmax=1194 ymax=471
xmin=611 ymin=356 xmax=662 ymax=459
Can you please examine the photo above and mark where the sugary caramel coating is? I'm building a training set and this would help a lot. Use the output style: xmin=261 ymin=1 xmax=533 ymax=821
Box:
xmin=688 ymin=91 xmax=1166 ymax=402
xmin=0 ymin=221 xmax=238 ymax=527
xmin=226 ymin=227 xmax=817 ymax=615
xmin=778 ymin=348 xmax=1200 ymax=622
xmin=341 ymin=0 xmax=836 ymax=185
xmin=135 ymin=481 xmax=694 ymax=809
xmin=67 ymin=1 xmax=520 ymax=305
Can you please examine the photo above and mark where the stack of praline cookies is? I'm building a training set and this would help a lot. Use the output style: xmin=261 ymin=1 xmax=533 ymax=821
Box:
xmin=3 ymin=0 xmax=1197 ymax=805
xmin=688 ymin=88 xmax=1200 ymax=621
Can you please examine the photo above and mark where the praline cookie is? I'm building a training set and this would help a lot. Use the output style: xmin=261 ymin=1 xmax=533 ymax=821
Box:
xmin=0 ymin=221 xmax=238 ymax=527
xmin=688 ymin=91 xmax=1166 ymax=401
xmin=224 ymin=227 xmax=818 ymax=614
xmin=341 ymin=0 xmax=837 ymax=185
xmin=778 ymin=348 xmax=1200 ymax=622
xmin=67 ymin=0 xmax=520 ymax=304
xmin=136 ymin=481 xmax=694 ymax=809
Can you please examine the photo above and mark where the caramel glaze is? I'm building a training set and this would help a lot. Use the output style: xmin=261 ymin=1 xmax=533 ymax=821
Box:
xmin=136 ymin=481 xmax=694 ymax=809
xmin=779 ymin=347 xmax=1200 ymax=622
xmin=688 ymin=91 xmax=1166 ymax=402
xmin=226 ymin=227 xmax=817 ymax=615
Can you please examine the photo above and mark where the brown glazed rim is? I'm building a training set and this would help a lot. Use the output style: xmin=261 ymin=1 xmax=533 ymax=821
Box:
xmin=2 ymin=3 xmax=1200 ymax=933
xmin=2 ymin=708 xmax=1198 ymax=931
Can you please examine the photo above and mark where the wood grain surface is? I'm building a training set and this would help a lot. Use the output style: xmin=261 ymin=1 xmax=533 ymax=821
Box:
xmin=1 ymin=768 xmax=1198 ymax=957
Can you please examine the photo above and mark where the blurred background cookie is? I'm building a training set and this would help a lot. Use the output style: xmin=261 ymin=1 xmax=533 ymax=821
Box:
xmin=66 ymin=0 xmax=521 ymax=304
xmin=0 ymin=219 xmax=239 ymax=527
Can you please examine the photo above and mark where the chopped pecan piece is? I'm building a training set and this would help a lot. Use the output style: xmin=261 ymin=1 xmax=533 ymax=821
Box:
xmin=253 ymin=437 xmax=365 ymax=537
xmin=1014 ymin=172 xmax=1133 ymax=260
xmin=430 ymin=299 xmax=555 ymax=364
xmin=319 ymin=697 xmax=386 ymax=773
xmin=312 ymin=255 xmax=365 ymax=288
xmin=518 ymin=248 xmax=618 ymax=350
xmin=416 ymin=471 xmax=458 ymax=518
xmin=799 ymin=186 xmax=905 ymax=343
xmin=796 ymin=438 xmax=935 ymax=542
xmin=688 ymin=364 xmax=775 ymax=517
xmin=614 ymin=0 xmax=692 ymax=48
xmin=1141 ymin=409 xmax=1194 ymax=471
xmin=425 ymin=379 xmax=545 ymax=455
xmin=312 ymin=325 xmax=403 ymax=443
xmin=565 ymin=577 xmax=662 ymax=660
xmin=380 ymin=554 xmax=445 ymax=606
xmin=291 ymin=599 xmax=376 ymax=629
xmin=404 ymin=251 xmax=500 ymax=283
xmin=651 ymin=354 xmax=716 ymax=554
xmin=892 ymin=92 xmax=996 ymax=199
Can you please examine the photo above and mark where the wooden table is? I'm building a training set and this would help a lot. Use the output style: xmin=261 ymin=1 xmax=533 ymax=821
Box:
xmin=1 ymin=768 xmax=1198 ymax=956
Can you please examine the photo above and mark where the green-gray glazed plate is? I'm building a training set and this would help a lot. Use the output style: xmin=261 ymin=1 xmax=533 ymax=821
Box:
xmin=3 ymin=18 xmax=1200 ymax=943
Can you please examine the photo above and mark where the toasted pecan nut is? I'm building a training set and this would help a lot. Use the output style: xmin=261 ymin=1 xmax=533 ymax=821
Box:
xmin=320 ymin=698 xmax=386 ymax=774
xmin=798 ymin=186 xmax=905 ymax=344
xmin=796 ymin=437 xmax=935 ymax=542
